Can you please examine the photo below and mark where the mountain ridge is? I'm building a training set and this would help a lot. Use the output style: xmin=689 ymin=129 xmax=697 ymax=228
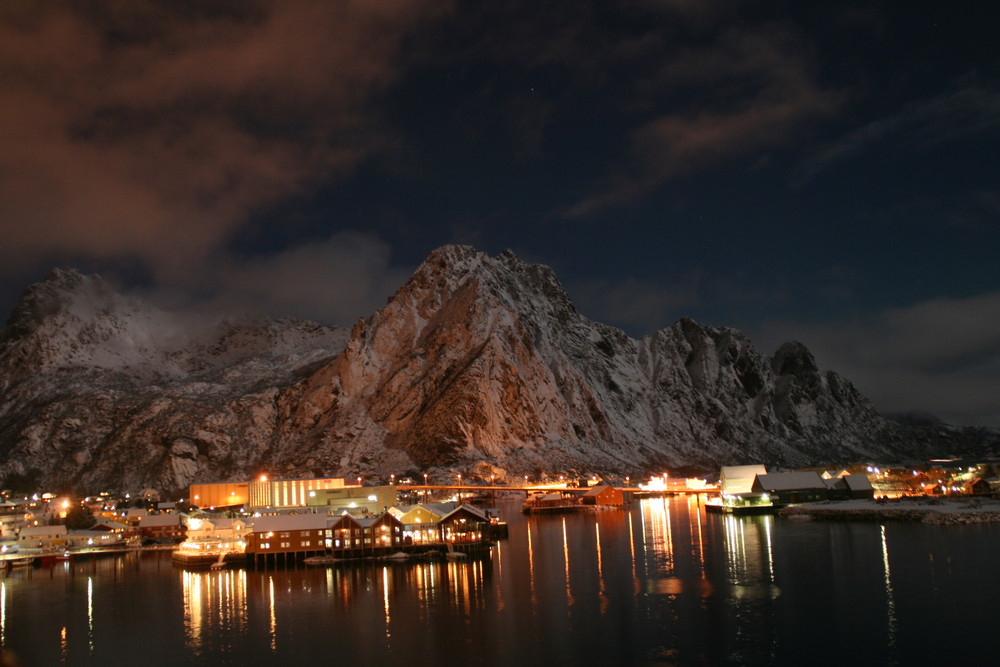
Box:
xmin=0 ymin=246 xmax=996 ymax=494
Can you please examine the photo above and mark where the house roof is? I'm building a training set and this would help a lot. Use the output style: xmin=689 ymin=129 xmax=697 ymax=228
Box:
xmin=583 ymin=485 xmax=613 ymax=496
xmin=754 ymin=471 xmax=828 ymax=491
xmin=139 ymin=514 xmax=182 ymax=527
xmin=20 ymin=524 xmax=68 ymax=536
xmin=720 ymin=465 xmax=768 ymax=494
xmin=250 ymin=513 xmax=329 ymax=533
xmin=441 ymin=504 xmax=488 ymax=522
xmin=843 ymin=474 xmax=874 ymax=491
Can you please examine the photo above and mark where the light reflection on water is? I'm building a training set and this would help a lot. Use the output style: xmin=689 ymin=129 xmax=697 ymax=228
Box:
xmin=2 ymin=497 xmax=1000 ymax=665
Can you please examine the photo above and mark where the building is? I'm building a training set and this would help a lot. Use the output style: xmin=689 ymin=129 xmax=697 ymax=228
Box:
xmin=438 ymin=505 xmax=490 ymax=543
xmin=189 ymin=481 xmax=251 ymax=509
xmin=720 ymin=465 xmax=768 ymax=495
xmin=826 ymin=474 xmax=875 ymax=500
xmin=389 ymin=502 xmax=458 ymax=544
xmin=327 ymin=512 xmax=403 ymax=552
xmin=65 ymin=530 xmax=123 ymax=549
xmin=304 ymin=484 xmax=397 ymax=514
xmin=752 ymin=472 xmax=829 ymax=505
xmin=245 ymin=513 xmax=330 ymax=565
xmin=18 ymin=524 xmax=67 ymax=549
xmin=138 ymin=514 xmax=185 ymax=541
xmin=580 ymin=485 xmax=624 ymax=506
xmin=247 ymin=477 xmax=349 ymax=510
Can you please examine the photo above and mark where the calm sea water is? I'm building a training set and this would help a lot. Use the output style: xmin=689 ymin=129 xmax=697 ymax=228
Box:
xmin=3 ymin=496 xmax=998 ymax=666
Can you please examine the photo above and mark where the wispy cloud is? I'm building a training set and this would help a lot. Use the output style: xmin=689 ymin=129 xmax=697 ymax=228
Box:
xmin=0 ymin=0 xmax=450 ymax=280
xmin=792 ymin=79 xmax=1000 ymax=187
xmin=752 ymin=291 xmax=1000 ymax=426
xmin=565 ymin=24 xmax=843 ymax=218
xmin=139 ymin=231 xmax=412 ymax=327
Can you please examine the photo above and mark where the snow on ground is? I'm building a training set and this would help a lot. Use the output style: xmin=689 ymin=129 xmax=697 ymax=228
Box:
xmin=780 ymin=497 xmax=1000 ymax=523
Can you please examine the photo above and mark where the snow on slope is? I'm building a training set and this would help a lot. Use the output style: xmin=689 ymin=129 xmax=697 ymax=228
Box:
xmin=0 ymin=249 xmax=995 ymax=494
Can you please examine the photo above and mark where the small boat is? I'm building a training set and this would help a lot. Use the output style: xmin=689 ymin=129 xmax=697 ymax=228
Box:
xmin=5 ymin=556 xmax=35 ymax=568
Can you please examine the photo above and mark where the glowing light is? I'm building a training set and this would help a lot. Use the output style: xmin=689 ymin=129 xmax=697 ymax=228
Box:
xmin=260 ymin=475 xmax=268 ymax=482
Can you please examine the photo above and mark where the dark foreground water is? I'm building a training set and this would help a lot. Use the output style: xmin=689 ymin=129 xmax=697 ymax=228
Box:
xmin=3 ymin=496 xmax=999 ymax=666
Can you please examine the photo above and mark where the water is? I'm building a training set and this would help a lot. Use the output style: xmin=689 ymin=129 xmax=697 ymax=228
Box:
xmin=3 ymin=496 xmax=998 ymax=666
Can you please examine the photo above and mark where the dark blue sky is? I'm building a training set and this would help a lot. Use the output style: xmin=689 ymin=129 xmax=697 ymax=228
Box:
xmin=1 ymin=1 xmax=998 ymax=425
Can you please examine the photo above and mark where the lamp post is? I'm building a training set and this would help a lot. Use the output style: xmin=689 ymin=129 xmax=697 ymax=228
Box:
xmin=390 ymin=474 xmax=395 ymax=485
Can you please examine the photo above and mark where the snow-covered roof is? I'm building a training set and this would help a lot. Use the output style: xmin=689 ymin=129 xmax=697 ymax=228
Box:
xmin=754 ymin=471 xmax=827 ymax=491
xmin=139 ymin=514 xmax=181 ymax=527
xmin=420 ymin=502 xmax=458 ymax=518
xmin=843 ymin=474 xmax=874 ymax=491
xmin=249 ymin=513 xmax=329 ymax=533
xmin=720 ymin=465 xmax=768 ymax=494
xmin=441 ymin=504 xmax=488 ymax=522
xmin=583 ymin=484 xmax=613 ymax=496
xmin=19 ymin=524 xmax=67 ymax=537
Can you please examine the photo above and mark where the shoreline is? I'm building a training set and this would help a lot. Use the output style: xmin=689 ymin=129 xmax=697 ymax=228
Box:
xmin=779 ymin=497 xmax=1000 ymax=524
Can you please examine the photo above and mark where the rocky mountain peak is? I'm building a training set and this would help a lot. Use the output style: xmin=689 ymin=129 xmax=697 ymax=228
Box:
xmin=2 ymin=268 xmax=113 ymax=343
xmin=771 ymin=341 xmax=820 ymax=378
xmin=1 ymin=245 xmax=995 ymax=494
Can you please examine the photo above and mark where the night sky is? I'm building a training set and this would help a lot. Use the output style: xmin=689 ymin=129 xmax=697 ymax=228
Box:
xmin=1 ymin=1 xmax=998 ymax=426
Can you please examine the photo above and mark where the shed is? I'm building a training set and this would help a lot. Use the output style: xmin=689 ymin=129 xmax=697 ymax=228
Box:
xmin=580 ymin=485 xmax=624 ymax=506
xmin=720 ymin=465 xmax=768 ymax=495
xmin=752 ymin=471 xmax=829 ymax=504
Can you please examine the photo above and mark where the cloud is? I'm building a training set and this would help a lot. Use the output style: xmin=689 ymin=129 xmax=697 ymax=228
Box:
xmin=0 ymin=0 xmax=450 ymax=279
xmin=751 ymin=291 xmax=1000 ymax=427
xmin=792 ymin=80 xmax=1000 ymax=186
xmin=141 ymin=231 xmax=412 ymax=327
xmin=565 ymin=24 xmax=843 ymax=218
xmin=566 ymin=275 xmax=701 ymax=335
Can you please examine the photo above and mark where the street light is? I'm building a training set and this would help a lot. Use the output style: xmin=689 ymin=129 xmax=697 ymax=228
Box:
xmin=390 ymin=474 xmax=395 ymax=485
xmin=357 ymin=476 xmax=362 ymax=486
xmin=423 ymin=472 xmax=428 ymax=484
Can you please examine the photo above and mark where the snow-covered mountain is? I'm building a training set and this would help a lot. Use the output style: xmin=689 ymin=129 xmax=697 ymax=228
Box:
xmin=0 ymin=247 xmax=995 ymax=494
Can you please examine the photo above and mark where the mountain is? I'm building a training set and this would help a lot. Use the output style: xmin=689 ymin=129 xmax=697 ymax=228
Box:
xmin=0 ymin=268 xmax=347 ymax=493
xmin=0 ymin=248 xmax=996 ymax=494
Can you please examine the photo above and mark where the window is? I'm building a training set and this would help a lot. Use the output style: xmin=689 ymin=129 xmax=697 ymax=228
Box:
xmin=280 ymin=541 xmax=291 ymax=548
xmin=302 ymin=540 xmax=311 ymax=547
xmin=261 ymin=542 xmax=271 ymax=549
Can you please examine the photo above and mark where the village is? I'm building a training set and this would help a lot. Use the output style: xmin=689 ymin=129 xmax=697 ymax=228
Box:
xmin=2 ymin=457 xmax=999 ymax=570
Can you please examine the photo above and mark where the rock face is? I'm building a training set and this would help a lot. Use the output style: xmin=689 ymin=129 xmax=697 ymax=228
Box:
xmin=0 ymin=248 xmax=995 ymax=494
xmin=0 ymin=268 xmax=347 ymax=494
